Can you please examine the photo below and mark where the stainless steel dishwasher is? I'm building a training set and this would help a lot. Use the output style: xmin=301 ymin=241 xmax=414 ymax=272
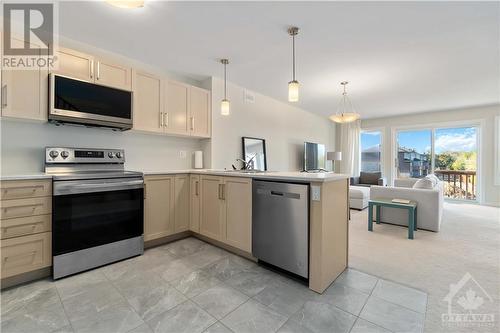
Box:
xmin=252 ymin=180 xmax=309 ymax=278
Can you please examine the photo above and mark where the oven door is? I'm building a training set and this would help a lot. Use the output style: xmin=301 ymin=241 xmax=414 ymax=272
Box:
xmin=52 ymin=177 xmax=143 ymax=256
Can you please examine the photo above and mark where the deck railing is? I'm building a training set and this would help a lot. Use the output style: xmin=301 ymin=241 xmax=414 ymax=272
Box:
xmin=434 ymin=170 xmax=476 ymax=200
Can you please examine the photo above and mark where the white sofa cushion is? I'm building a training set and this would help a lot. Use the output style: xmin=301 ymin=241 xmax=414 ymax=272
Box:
xmin=413 ymin=177 xmax=435 ymax=189
xmin=350 ymin=186 xmax=370 ymax=199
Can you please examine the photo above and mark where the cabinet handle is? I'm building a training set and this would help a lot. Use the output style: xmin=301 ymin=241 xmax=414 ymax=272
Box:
xmin=97 ymin=61 xmax=100 ymax=80
xmin=160 ymin=112 xmax=164 ymax=127
xmin=218 ymin=184 xmax=222 ymax=199
xmin=190 ymin=117 xmax=195 ymax=131
xmin=90 ymin=60 xmax=94 ymax=79
xmin=1 ymin=84 xmax=7 ymax=107
xmin=195 ymin=181 xmax=199 ymax=196
xmin=221 ymin=184 xmax=226 ymax=200
xmin=164 ymin=113 xmax=169 ymax=127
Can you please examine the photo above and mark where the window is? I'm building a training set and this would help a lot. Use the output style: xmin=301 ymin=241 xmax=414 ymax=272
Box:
xmin=396 ymin=129 xmax=431 ymax=179
xmin=360 ymin=130 xmax=382 ymax=173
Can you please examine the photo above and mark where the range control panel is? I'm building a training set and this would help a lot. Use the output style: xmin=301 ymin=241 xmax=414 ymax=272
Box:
xmin=45 ymin=147 xmax=125 ymax=164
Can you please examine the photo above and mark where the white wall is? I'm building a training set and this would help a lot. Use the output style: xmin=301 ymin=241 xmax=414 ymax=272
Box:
xmin=206 ymin=77 xmax=335 ymax=171
xmin=359 ymin=104 xmax=500 ymax=206
xmin=0 ymin=119 xmax=202 ymax=174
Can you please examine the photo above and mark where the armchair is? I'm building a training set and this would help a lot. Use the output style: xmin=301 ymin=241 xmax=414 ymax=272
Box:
xmin=350 ymin=172 xmax=387 ymax=187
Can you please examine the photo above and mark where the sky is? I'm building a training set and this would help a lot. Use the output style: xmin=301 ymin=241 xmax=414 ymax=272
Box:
xmin=361 ymin=127 xmax=477 ymax=153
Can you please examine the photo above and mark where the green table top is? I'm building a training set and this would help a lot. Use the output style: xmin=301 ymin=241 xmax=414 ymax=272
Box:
xmin=369 ymin=198 xmax=417 ymax=208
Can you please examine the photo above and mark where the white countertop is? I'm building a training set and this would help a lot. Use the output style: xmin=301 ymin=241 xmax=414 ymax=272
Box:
xmin=1 ymin=170 xmax=349 ymax=183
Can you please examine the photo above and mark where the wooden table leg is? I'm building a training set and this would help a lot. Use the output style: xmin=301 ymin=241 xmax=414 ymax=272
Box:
xmin=408 ymin=208 xmax=414 ymax=239
xmin=368 ymin=203 xmax=373 ymax=231
xmin=376 ymin=205 xmax=381 ymax=224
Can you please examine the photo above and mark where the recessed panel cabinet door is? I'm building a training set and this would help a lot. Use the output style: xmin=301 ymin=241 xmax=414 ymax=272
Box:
xmin=189 ymin=175 xmax=201 ymax=233
xmin=144 ymin=176 xmax=174 ymax=241
xmin=165 ymin=80 xmax=189 ymax=135
xmin=189 ymin=87 xmax=210 ymax=138
xmin=95 ymin=60 xmax=132 ymax=91
xmin=55 ymin=47 xmax=94 ymax=82
xmin=1 ymin=38 xmax=47 ymax=121
xmin=174 ymin=175 xmax=190 ymax=232
xmin=199 ymin=176 xmax=223 ymax=241
xmin=133 ymin=71 xmax=163 ymax=133
xmin=223 ymin=177 xmax=252 ymax=252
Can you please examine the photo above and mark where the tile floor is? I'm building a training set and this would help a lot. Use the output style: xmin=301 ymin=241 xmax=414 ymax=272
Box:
xmin=1 ymin=237 xmax=428 ymax=333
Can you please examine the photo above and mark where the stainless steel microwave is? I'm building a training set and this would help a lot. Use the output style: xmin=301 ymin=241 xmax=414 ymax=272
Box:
xmin=49 ymin=74 xmax=133 ymax=130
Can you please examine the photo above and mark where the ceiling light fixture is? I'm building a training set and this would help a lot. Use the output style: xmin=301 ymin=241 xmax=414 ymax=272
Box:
xmin=329 ymin=81 xmax=361 ymax=123
xmin=288 ymin=26 xmax=299 ymax=102
xmin=220 ymin=59 xmax=230 ymax=116
xmin=106 ymin=1 xmax=145 ymax=9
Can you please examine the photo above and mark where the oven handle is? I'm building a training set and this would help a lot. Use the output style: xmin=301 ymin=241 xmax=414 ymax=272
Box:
xmin=53 ymin=179 xmax=144 ymax=196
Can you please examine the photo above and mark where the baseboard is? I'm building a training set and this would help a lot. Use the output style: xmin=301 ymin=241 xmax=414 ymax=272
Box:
xmin=144 ymin=231 xmax=191 ymax=249
xmin=1 ymin=267 xmax=51 ymax=290
xmin=192 ymin=233 xmax=256 ymax=261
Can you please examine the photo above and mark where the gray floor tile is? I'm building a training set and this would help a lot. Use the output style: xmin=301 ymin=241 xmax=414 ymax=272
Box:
xmin=1 ymin=301 xmax=70 ymax=333
xmin=202 ymin=255 xmax=256 ymax=281
xmin=225 ymin=267 xmax=277 ymax=297
xmin=372 ymin=279 xmax=427 ymax=313
xmin=193 ymin=284 xmax=249 ymax=319
xmin=277 ymin=319 xmax=314 ymax=333
xmin=51 ymin=325 xmax=75 ymax=333
xmin=162 ymin=237 xmax=210 ymax=258
xmin=113 ymin=271 xmax=187 ymax=321
xmin=360 ymin=296 xmax=425 ymax=333
xmin=221 ymin=299 xmax=288 ymax=333
xmin=350 ymin=318 xmax=392 ymax=333
xmin=171 ymin=270 xmax=222 ymax=298
xmin=290 ymin=301 xmax=356 ymax=333
xmin=1 ymin=278 xmax=54 ymax=318
xmin=126 ymin=323 xmax=154 ymax=333
xmin=152 ymin=257 xmax=199 ymax=282
xmin=183 ymin=245 xmax=229 ymax=269
xmin=315 ymin=283 xmax=369 ymax=315
xmin=204 ymin=322 xmax=234 ymax=333
xmin=56 ymin=270 xmax=108 ymax=300
xmin=253 ymin=279 xmax=314 ymax=317
xmin=334 ymin=269 xmax=378 ymax=294
xmin=147 ymin=300 xmax=216 ymax=333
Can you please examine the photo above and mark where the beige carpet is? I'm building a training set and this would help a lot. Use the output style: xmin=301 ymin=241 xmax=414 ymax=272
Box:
xmin=348 ymin=202 xmax=500 ymax=333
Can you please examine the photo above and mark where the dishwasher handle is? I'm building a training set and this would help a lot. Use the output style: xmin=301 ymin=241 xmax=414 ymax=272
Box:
xmin=257 ymin=188 xmax=301 ymax=200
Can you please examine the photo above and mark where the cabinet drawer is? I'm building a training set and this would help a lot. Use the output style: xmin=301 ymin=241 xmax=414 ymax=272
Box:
xmin=1 ymin=232 xmax=51 ymax=279
xmin=0 ymin=197 xmax=51 ymax=219
xmin=1 ymin=214 xmax=51 ymax=239
xmin=1 ymin=180 xmax=52 ymax=200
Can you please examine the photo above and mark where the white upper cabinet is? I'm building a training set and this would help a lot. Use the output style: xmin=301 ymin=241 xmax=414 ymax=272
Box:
xmin=132 ymin=70 xmax=163 ymax=133
xmin=94 ymin=59 xmax=132 ymax=91
xmin=189 ymin=86 xmax=211 ymax=138
xmin=164 ymin=80 xmax=189 ymax=135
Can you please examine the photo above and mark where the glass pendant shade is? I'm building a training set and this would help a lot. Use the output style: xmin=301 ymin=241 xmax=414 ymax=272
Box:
xmin=329 ymin=112 xmax=360 ymax=123
xmin=106 ymin=1 xmax=144 ymax=8
xmin=221 ymin=99 xmax=230 ymax=116
xmin=288 ymin=80 xmax=299 ymax=102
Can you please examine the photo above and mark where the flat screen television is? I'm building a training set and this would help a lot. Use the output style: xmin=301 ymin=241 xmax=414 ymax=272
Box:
xmin=304 ymin=142 xmax=326 ymax=171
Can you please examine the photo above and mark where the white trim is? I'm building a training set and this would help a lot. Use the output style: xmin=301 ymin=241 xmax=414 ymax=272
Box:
xmin=390 ymin=119 xmax=485 ymax=204
xmin=495 ymin=116 xmax=500 ymax=186
xmin=359 ymin=127 xmax=384 ymax=176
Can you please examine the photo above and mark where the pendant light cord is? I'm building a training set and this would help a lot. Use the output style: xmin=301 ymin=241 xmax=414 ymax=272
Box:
xmin=224 ymin=62 xmax=227 ymax=100
xmin=292 ymin=33 xmax=296 ymax=81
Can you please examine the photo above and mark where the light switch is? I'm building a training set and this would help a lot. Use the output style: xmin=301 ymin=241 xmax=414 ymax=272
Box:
xmin=311 ymin=185 xmax=321 ymax=201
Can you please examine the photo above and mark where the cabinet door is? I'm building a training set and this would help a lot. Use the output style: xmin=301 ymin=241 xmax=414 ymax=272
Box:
xmin=55 ymin=47 xmax=94 ymax=82
xmin=189 ymin=175 xmax=201 ymax=233
xmin=189 ymin=87 xmax=211 ymax=138
xmin=1 ymin=38 xmax=47 ymax=121
xmin=223 ymin=177 xmax=252 ymax=252
xmin=132 ymin=71 xmax=163 ymax=133
xmin=95 ymin=59 xmax=132 ymax=91
xmin=144 ymin=176 xmax=174 ymax=241
xmin=164 ymin=80 xmax=189 ymax=135
xmin=174 ymin=175 xmax=190 ymax=232
xmin=199 ymin=176 xmax=223 ymax=240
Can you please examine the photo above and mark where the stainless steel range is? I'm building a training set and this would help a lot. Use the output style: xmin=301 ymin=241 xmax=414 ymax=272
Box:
xmin=46 ymin=147 xmax=144 ymax=279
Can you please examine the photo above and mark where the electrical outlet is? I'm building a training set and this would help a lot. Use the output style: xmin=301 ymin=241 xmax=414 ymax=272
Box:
xmin=311 ymin=186 xmax=321 ymax=201
xmin=179 ymin=150 xmax=187 ymax=159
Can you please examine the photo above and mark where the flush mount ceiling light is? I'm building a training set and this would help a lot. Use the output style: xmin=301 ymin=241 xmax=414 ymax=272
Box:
xmin=220 ymin=59 xmax=230 ymax=116
xmin=106 ymin=1 xmax=145 ymax=9
xmin=287 ymin=26 xmax=300 ymax=102
xmin=329 ymin=81 xmax=361 ymax=123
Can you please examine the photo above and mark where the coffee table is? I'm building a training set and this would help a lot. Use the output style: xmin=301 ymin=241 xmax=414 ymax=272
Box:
xmin=368 ymin=198 xmax=418 ymax=239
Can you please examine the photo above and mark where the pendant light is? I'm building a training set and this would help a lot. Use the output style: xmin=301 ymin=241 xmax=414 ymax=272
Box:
xmin=329 ymin=81 xmax=361 ymax=123
xmin=106 ymin=1 xmax=145 ymax=9
xmin=220 ymin=59 xmax=230 ymax=116
xmin=288 ymin=27 xmax=300 ymax=102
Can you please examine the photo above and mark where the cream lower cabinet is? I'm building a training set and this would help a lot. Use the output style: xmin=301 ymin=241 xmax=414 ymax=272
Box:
xmin=189 ymin=175 xmax=201 ymax=233
xmin=174 ymin=175 xmax=190 ymax=232
xmin=144 ymin=175 xmax=174 ymax=241
xmin=198 ymin=176 xmax=252 ymax=253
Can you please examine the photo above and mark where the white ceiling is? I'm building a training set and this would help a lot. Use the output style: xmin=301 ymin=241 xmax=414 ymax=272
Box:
xmin=59 ymin=1 xmax=499 ymax=119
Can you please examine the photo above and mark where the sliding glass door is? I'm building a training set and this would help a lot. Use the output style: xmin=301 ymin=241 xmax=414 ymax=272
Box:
xmin=395 ymin=126 xmax=478 ymax=201
xmin=360 ymin=130 xmax=382 ymax=173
